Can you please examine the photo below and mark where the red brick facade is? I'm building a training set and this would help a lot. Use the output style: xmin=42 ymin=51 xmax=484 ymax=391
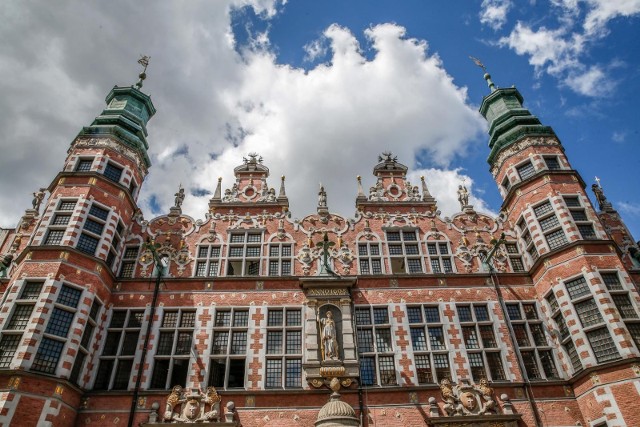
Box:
xmin=1 ymin=80 xmax=639 ymax=427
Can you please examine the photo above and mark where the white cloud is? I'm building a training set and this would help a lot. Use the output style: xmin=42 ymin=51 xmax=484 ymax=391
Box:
xmin=612 ymin=131 xmax=627 ymax=142
xmin=480 ymin=0 xmax=512 ymax=30
xmin=618 ymin=201 xmax=640 ymax=216
xmin=303 ymin=38 xmax=328 ymax=62
xmin=564 ymin=65 xmax=615 ymax=96
xmin=494 ymin=0 xmax=640 ymax=97
xmin=0 ymin=3 xmax=487 ymax=229
xmin=583 ymin=0 xmax=640 ymax=36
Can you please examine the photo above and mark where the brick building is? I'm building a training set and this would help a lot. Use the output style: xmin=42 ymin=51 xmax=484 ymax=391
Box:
xmin=1 ymin=69 xmax=640 ymax=427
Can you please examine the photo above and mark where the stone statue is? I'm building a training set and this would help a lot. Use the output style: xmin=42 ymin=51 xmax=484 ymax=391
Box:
xmin=318 ymin=185 xmax=327 ymax=208
xmin=32 ymin=188 xmax=46 ymax=212
xmin=318 ymin=310 xmax=339 ymax=361
xmin=174 ymin=186 xmax=185 ymax=208
xmin=457 ymin=184 xmax=469 ymax=209
xmin=266 ymin=187 xmax=276 ymax=202
xmin=592 ymin=183 xmax=608 ymax=210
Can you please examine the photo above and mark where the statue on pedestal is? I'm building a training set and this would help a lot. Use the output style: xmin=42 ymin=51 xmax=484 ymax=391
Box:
xmin=318 ymin=310 xmax=339 ymax=361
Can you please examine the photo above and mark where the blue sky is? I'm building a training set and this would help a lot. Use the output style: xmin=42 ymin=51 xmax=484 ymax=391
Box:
xmin=0 ymin=0 xmax=639 ymax=236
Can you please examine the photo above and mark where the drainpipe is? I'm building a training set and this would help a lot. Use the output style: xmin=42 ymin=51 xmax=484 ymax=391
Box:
xmin=127 ymin=240 xmax=165 ymax=427
xmin=483 ymin=234 xmax=543 ymax=427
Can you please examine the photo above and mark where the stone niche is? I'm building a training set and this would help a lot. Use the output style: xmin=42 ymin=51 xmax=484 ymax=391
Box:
xmin=301 ymin=277 xmax=359 ymax=390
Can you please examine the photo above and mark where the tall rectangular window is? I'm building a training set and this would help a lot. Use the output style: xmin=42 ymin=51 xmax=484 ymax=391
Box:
xmin=209 ymin=309 xmax=249 ymax=389
xmin=77 ymin=203 xmax=110 ymax=257
xmin=534 ymin=200 xmax=568 ymax=251
xmin=150 ymin=310 xmax=196 ymax=389
xmin=505 ymin=243 xmax=525 ymax=272
xmin=93 ymin=310 xmax=144 ymax=390
xmin=564 ymin=196 xmax=598 ymax=240
xmin=358 ymin=242 xmax=383 ymax=274
xmin=457 ymin=304 xmax=505 ymax=382
xmin=70 ymin=298 xmax=101 ymax=385
xmin=119 ymin=246 xmax=140 ymax=278
xmin=506 ymin=302 xmax=558 ymax=380
xmin=43 ymin=200 xmax=76 ymax=246
xmin=265 ymin=308 xmax=302 ymax=388
xmin=408 ymin=305 xmax=449 ymax=384
xmin=355 ymin=306 xmax=396 ymax=386
xmin=268 ymin=244 xmax=293 ymax=276
xmin=31 ymin=284 xmax=81 ymax=374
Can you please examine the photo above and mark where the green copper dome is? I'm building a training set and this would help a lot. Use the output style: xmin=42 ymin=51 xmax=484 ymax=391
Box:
xmin=77 ymin=85 xmax=156 ymax=167
xmin=479 ymin=75 xmax=555 ymax=166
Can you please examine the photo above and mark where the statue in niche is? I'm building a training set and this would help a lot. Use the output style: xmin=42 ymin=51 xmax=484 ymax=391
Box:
xmin=318 ymin=309 xmax=339 ymax=361
xmin=457 ymin=184 xmax=469 ymax=209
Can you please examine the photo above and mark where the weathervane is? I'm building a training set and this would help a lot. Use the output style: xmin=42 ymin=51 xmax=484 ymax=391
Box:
xmin=135 ymin=55 xmax=151 ymax=89
xmin=469 ymin=56 xmax=486 ymax=73
xmin=469 ymin=55 xmax=496 ymax=92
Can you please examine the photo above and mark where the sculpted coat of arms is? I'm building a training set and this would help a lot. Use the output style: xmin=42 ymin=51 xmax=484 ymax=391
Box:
xmin=439 ymin=378 xmax=497 ymax=416
xmin=164 ymin=386 xmax=221 ymax=423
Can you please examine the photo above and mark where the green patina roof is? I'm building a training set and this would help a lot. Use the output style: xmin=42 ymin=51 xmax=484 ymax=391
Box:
xmin=479 ymin=83 xmax=555 ymax=166
xmin=77 ymin=85 xmax=156 ymax=167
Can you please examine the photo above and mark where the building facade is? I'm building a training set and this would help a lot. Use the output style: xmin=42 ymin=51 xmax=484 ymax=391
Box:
xmin=1 ymin=71 xmax=640 ymax=427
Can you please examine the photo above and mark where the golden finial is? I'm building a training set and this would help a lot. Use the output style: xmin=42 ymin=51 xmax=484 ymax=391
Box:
xmin=135 ymin=55 xmax=150 ymax=89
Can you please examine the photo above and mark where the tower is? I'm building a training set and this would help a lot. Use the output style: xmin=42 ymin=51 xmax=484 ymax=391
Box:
xmin=0 ymin=62 xmax=156 ymax=426
xmin=480 ymin=71 xmax=640 ymax=425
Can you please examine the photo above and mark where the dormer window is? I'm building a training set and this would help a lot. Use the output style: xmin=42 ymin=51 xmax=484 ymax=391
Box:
xmin=226 ymin=231 xmax=262 ymax=276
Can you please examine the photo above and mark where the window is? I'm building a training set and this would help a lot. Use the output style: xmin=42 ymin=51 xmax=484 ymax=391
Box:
xmin=195 ymin=245 xmax=221 ymax=277
xmin=77 ymin=203 xmax=110 ymax=257
xmin=563 ymin=196 xmax=597 ymax=240
xmin=226 ymin=231 xmax=262 ymax=276
xmin=119 ymin=246 xmax=140 ymax=278
xmin=43 ymin=200 xmax=76 ymax=246
xmin=385 ymin=230 xmax=422 ymax=274
xmin=544 ymin=156 xmax=561 ymax=171
xmin=501 ymin=176 xmax=511 ymax=192
xmin=70 ymin=299 xmax=101 ymax=385
xmin=517 ymin=161 xmax=536 ymax=181
xmin=534 ymin=200 xmax=568 ymax=251
xmin=506 ymin=302 xmax=558 ymax=380
xmin=408 ymin=306 xmax=450 ymax=384
xmin=355 ymin=307 xmax=396 ymax=386
xmin=31 ymin=284 xmax=81 ymax=374
xmin=75 ymin=158 xmax=94 ymax=172
xmin=94 ymin=310 xmax=144 ymax=390
xmin=587 ymin=328 xmax=619 ymax=363
xmin=427 ymin=241 xmax=454 ymax=273
xmin=103 ymin=162 xmax=123 ymax=183
xmin=457 ymin=304 xmax=505 ymax=382
xmin=517 ymin=217 xmax=538 ymax=264
xmin=0 ymin=282 xmax=43 ymax=369
xmin=599 ymin=271 xmax=640 ymax=350
xmin=209 ymin=309 xmax=249 ymax=389
xmin=265 ymin=309 xmax=302 ymax=388
xmin=358 ymin=241 xmax=383 ymax=274
xmin=107 ymin=221 xmax=125 ymax=271
xmin=561 ymin=275 xmax=621 ymax=366
xmin=149 ymin=310 xmax=196 ymax=389
xmin=268 ymin=244 xmax=293 ymax=276
xmin=505 ymin=243 xmax=525 ymax=272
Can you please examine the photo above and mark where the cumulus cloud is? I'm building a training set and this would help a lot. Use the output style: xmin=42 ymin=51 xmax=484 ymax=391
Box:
xmin=0 ymin=2 xmax=487 ymax=230
xmin=494 ymin=0 xmax=640 ymax=96
xmin=479 ymin=0 xmax=512 ymax=30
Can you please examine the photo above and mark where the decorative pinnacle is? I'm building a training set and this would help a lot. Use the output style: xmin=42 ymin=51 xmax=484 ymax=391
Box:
xmin=135 ymin=55 xmax=150 ymax=89
xmin=469 ymin=56 xmax=496 ymax=92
